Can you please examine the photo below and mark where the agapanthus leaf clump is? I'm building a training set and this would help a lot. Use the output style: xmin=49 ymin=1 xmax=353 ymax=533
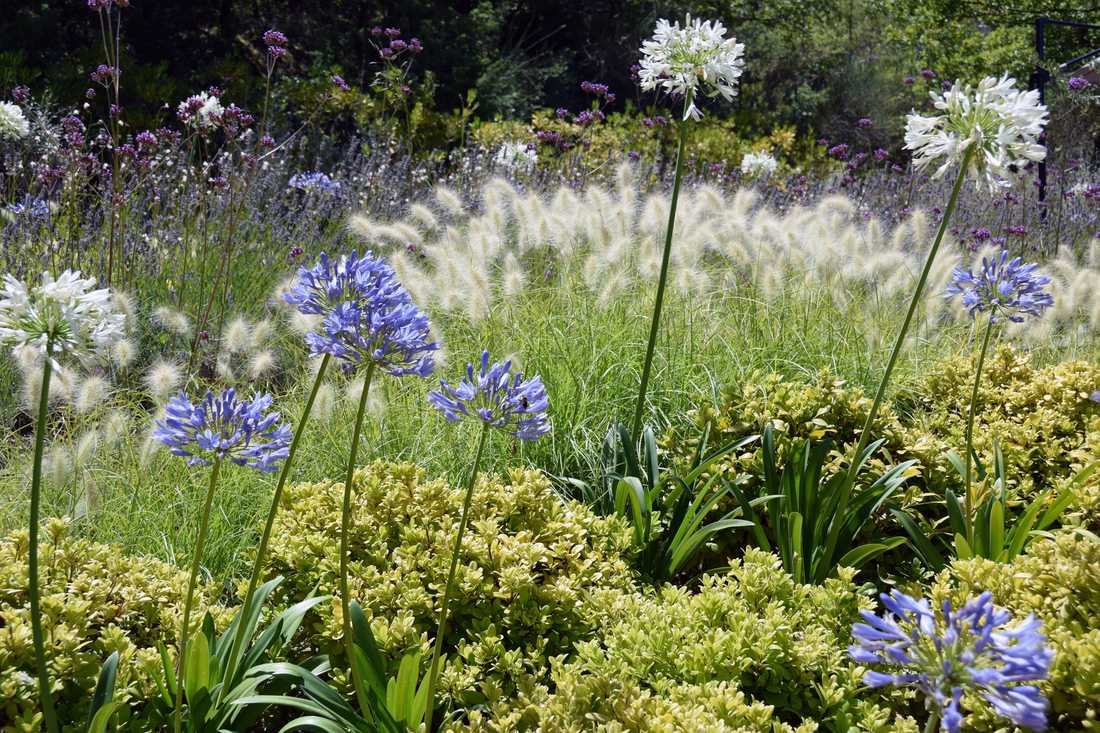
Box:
xmin=850 ymin=590 xmax=1052 ymax=733
xmin=638 ymin=14 xmax=745 ymax=120
xmin=154 ymin=388 xmax=291 ymax=472
xmin=904 ymin=74 xmax=1047 ymax=191
xmin=429 ymin=350 xmax=550 ymax=440
xmin=946 ymin=249 xmax=1053 ymax=323
xmin=0 ymin=269 xmax=124 ymax=367
xmin=284 ymin=250 xmax=436 ymax=376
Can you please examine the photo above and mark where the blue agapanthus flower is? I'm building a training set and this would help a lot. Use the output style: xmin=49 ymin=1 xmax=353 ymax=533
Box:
xmin=945 ymin=250 xmax=1053 ymax=323
xmin=7 ymin=195 xmax=50 ymax=219
xmin=154 ymin=388 xmax=292 ymax=472
xmin=288 ymin=171 xmax=341 ymax=194
xmin=428 ymin=350 xmax=550 ymax=440
xmin=850 ymin=590 xmax=1052 ymax=733
xmin=284 ymin=250 xmax=436 ymax=376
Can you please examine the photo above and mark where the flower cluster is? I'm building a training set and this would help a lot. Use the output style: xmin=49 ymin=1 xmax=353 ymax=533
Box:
xmin=946 ymin=250 xmax=1054 ymax=323
xmin=0 ymin=101 xmax=29 ymax=140
xmin=284 ymin=251 xmax=436 ymax=376
xmin=155 ymin=388 xmax=291 ymax=472
xmin=851 ymin=590 xmax=1051 ymax=733
xmin=0 ymin=269 xmax=124 ymax=368
xmin=904 ymin=74 xmax=1047 ymax=191
xmin=177 ymin=91 xmax=224 ymax=130
xmin=638 ymin=15 xmax=745 ymax=120
xmin=740 ymin=150 xmax=778 ymax=179
xmin=370 ymin=25 xmax=422 ymax=59
xmin=288 ymin=171 xmax=341 ymax=194
xmin=263 ymin=28 xmax=288 ymax=58
xmin=429 ymin=350 xmax=550 ymax=440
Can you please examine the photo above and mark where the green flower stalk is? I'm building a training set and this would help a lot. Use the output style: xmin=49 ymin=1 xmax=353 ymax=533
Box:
xmin=632 ymin=14 xmax=744 ymax=437
xmin=0 ymin=269 xmax=125 ymax=733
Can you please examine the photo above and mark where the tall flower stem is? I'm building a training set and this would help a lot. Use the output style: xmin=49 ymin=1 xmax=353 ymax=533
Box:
xmin=630 ymin=105 xmax=689 ymax=439
xmin=217 ymin=354 xmax=332 ymax=706
xmin=923 ymin=711 xmax=940 ymax=733
xmin=963 ymin=316 xmax=996 ymax=543
xmin=424 ymin=423 xmax=490 ymax=730
xmin=173 ymin=458 xmax=223 ymax=733
xmin=29 ymin=353 xmax=59 ymax=733
xmin=820 ymin=146 xmax=974 ymax=578
xmin=340 ymin=360 xmax=376 ymax=709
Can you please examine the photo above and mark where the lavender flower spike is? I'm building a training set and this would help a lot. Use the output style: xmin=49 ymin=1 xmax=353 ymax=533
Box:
xmin=946 ymin=250 xmax=1054 ymax=323
xmin=851 ymin=589 xmax=1052 ymax=733
xmin=429 ymin=350 xmax=550 ymax=440
xmin=284 ymin=250 xmax=436 ymax=377
xmin=154 ymin=388 xmax=291 ymax=472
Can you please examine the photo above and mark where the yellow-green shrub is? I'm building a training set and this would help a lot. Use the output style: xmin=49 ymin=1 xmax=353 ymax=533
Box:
xmin=261 ymin=461 xmax=637 ymax=709
xmin=930 ymin=531 xmax=1100 ymax=731
xmin=0 ymin=519 xmax=223 ymax=731
xmin=459 ymin=549 xmax=916 ymax=732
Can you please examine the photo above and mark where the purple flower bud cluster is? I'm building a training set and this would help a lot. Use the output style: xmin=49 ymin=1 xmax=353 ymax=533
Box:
xmin=828 ymin=143 xmax=850 ymax=160
xmin=851 ymin=590 xmax=1052 ymax=733
xmin=857 ymin=117 xmax=874 ymax=128
xmin=574 ymin=109 xmax=605 ymax=126
xmin=331 ymin=74 xmax=350 ymax=92
xmin=873 ymin=148 xmax=889 ymax=162
xmin=284 ymin=250 xmax=437 ymax=377
xmin=11 ymin=85 xmax=30 ymax=103
xmin=642 ymin=116 xmax=668 ymax=128
xmin=580 ymin=81 xmax=615 ymax=104
xmin=1068 ymin=76 xmax=1090 ymax=91
xmin=154 ymin=388 xmax=292 ymax=473
xmin=429 ymin=350 xmax=550 ymax=440
xmin=263 ymin=29 xmax=288 ymax=58
xmin=372 ymin=26 xmax=423 ymax=59
xmin=946 ymin=249 xmax=1054 ymax=323
xmin=90 ymin=65 xmax=118 ymax=84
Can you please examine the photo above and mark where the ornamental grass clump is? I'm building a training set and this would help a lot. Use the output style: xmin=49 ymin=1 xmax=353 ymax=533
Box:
xmin=0 ymin=269 xmax=124 ymax=733
xmin=851 ymin=590 xmax=1052 ymax=732
xmin=945 ymin=250 xmax=1053 ymax=545
xmin=284 ymin=249 xmax=436 ymax=705
xmin=631 ymin=14 xmax=744 ymax=438
xmin=153 ymin=387 xmax=290 ymax=733
xmin=425 ymin=350 xmax=549 ymax=726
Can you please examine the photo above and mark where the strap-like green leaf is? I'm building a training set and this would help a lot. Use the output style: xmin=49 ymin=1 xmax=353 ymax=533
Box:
xmin=890 ymin=509 xmax=945 ymax=570
xmin=88 ymin=651 xmax=120 ymax=730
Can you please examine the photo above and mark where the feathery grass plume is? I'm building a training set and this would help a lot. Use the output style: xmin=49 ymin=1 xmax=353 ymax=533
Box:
xmin=410 ymin=202 xmax=439 ymax=232
xmin=152 ymin=305 xmax=192 ymax=338
xmin=312 ymin=382 xmax=336 ymax=422
xmin=433 ymin=185 xmax=464 ymax=218
xmin=222 ymin=316 xmax=251 ymax=354
xmin=73 ymin=429 xmax=98 ymax=472
xmin=288 ymin=310 xmax=322 ymax=336
xmin=248 ymin=350 xmax=276 ymax=380
xmin=145 ymin=359 xmax=183 ymax=402
xmin=501 ymin=252 xmax=526 ymax=299
xmin=102 ymin=410 xmax=130 ymax=446
xmin=249 ymin=318 xmax=274 ymax=353
xmin=270 ymin=275 xmax=299 ymax=309
xmin=215 ymin=353 xmax=235 ymax=382
xmin=347 ymin=213 xmax=376 ymax=241
xmin=45 ymin=447 xmax=71 ymax=489
xmin=74 ymin=375 xmax=109 ymax=414
xmin=111 ymin=337 xmax=136 ymax=369
xmin=111 ymin=291 xmax=137 ymax=325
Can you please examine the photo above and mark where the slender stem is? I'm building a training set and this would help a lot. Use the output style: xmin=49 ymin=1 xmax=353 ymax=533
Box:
xmin=631 ymin=105 xmax=689 ymax=439
xmin=819 ymin=147 xmax=974 ymax=580
xmin=964 ymin=316 xmax=996 ymax=544
xmin=217 ymin=354 xmax=332 ymax=705
xmin=340 ymin=360 xmax=376 ymax=711
xmin=424 ymin=423 xmax=490 ymax=730
xmin=923 ymin=710 xmax=941 ymax=733
xmin=29 ymin=354 xmax=59 ymax=733
xmin=173 ymin=458 xmax=222 ymax=733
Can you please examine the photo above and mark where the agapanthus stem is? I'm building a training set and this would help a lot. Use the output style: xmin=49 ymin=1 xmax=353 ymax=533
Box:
xmin=631 ymin=108 xmax=689 ymax=439
xmin=173 ymin=458 xmax=222 ymax=733
xmin=964 ymin=316 xmax=996 ymax=544
xmin=340 ymin=360 xmax=376 ymax=712
xmin=820 ymin=146 xmax=974 ymax=580
xmin=217 ymin=354 xmax=332 ymax=707
xmin=29 ymin=354 xmax=59 ymax=733
xmin=424 ymin=423 xmax=490 ymax=730
xmin=923 ymin=710 xmax=941 ymax=733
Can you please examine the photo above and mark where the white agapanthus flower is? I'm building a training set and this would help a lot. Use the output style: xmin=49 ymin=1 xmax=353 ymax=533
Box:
xmin=904 ymin=74 xmax=1047 ymax=191
xmin=0 ymin=270 xmax=125 ymax=370
xmin=0 ymin=101 xmax=30 ymax=140
xmin=740 ymin=150 xmax=778 ymax=179
xmin=494 ymin=142 xmax=537 ymax=172
xmin=178 ymin=91 xmax=224 ymax=130
xmin=638 ymin=15 xmax=745 ymax=120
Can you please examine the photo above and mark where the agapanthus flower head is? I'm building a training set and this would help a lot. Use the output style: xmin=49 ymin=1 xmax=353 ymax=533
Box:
xmin=284 ymin=250 xmax=436 ymax=377
xmin=0 ymin=101 xmax=30 ymax=140
xmin=7 ymin=195 xmax=50 ymax=219
xmin=0 ymin=269 xmax=125 ymax=369
xmin=177 ymin=91 xmax=224 ymax=130
xmin=852 ymin=590 xmax=1051 ymax=733
xmin=638 ymin=15 xmax=745 ymax=120
xmin=740 ymin=150 xmax=777 ymax=179
xmin=288 ymin=171 xmax=341 ymax=193
xmin=154 ymin=388 xmax=291 ymax=472
xmin=904 ymin=74 xmax=1047 ymax=191
xmin=428 ymin=351 xmax=550 ymax=440
xmin=946 ymin=249 xmax=1053 ymax=323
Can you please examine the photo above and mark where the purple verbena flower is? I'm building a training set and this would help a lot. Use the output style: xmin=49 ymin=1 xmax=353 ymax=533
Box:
xmin=332 ymin=74 xmax=350 ymax=91
xmin=1068 ymin=76 xmax=1090 ymax=91
xmin=263 ymin=29 xmax=288 ymax=47
xmin=946 ymin=250 xmax=1054 ymax=323
xmin=857 ymin=117 xmax=873 ymax=128
xmin=154 ymin=389 xmax=291 ymax=473
xmin=284 ymin=251 xmax=436 ymax=377
xmin=851 ymin=590 xmax=1052 ymax=733
xmin=428 ymin=351 xmax=550 ymax=440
